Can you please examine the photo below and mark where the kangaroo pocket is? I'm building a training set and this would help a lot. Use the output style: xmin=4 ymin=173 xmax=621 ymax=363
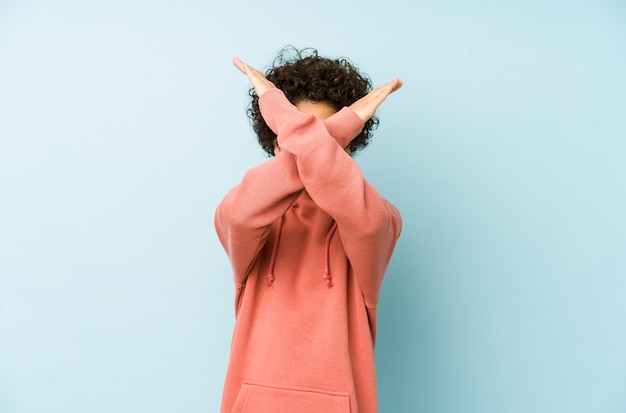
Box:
xmin=231 ymin=381 xmax=352 ymax=413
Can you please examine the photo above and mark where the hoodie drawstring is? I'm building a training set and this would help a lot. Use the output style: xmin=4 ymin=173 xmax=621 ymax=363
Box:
xmin=266 ymin=217 xmax=337 ymax=288
xmin=323 ymin=222 xmax=338 ymax=287
xmin=266 ymin=216 xmax=283 ymax=288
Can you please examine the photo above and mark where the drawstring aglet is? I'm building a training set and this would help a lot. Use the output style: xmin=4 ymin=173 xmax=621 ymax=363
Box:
xmin=323 ymin=271 xmax=333 ymax=287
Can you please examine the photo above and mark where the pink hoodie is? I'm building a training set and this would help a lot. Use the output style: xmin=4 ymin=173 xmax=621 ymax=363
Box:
xmin=215 ymin=88 xmax=401 ymax=413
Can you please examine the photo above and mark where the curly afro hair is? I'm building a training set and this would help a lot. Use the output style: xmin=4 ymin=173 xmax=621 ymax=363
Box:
xmin=247 ymin=46 xmax=378 ymax=157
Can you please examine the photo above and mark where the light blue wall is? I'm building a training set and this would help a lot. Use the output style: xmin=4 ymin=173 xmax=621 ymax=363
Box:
xmin=1 ymin=1 xmax=624 ymax=412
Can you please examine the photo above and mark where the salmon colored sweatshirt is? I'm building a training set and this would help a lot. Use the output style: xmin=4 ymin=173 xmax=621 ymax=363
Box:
xmin=215 ymin=88 xmax=402 ymax=413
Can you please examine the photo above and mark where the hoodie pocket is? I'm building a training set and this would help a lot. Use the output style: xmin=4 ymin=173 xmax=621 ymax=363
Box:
xmin=231 ymin=381 xmax=352 ymax=413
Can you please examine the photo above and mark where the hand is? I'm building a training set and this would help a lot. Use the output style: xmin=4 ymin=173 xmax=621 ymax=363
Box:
xmin=233 ymin=57 xmax=276 ymax=97
xmin=349 ymin=78 xmax=403 ymax=123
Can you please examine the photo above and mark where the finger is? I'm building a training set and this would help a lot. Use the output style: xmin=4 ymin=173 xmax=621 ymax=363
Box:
xmin=361 ymin=87 xmax=388 ymax=105
xmin=235 ymin=60 xmax=265 ymax=82
xmin=388 ymin=78 xmax=403 ymax=92
xmin=369 ymin=78 xmax=403 ymax=103
xmin=379 ymin=78 xmax=402 ymax=94
xmin=367 ymin=84 xmax=395 ymax=104
xmin=246 ymin=64 xmax=265 ymax=81
xmin=233 ymin=58 xmax=264 ymax=85
xmin=233 ymin=57 xmax=247 ymax=74
xmin=248 ymin=66 xmax=269 ymax=83
xmin=233 ymin=58 xmax=266 ymax=82
xmin=367 ymin=79 xmax=400 ymax=99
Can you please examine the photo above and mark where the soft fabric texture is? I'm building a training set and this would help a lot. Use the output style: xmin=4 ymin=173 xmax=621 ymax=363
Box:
xmin=215 ymin=88 xmax=401 ymax=413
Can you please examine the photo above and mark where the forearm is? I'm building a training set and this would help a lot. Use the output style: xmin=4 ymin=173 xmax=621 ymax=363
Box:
xmin=260 ymin=90 xmax=401 ymax=305
xmin=215 ymin=152 xmax=303 ymax=284
xmin=216 ymin=94 xmax=365 ymax=284
xmin=259 ymin=89 xmax=364 ymax=150
xmin=260 ymin=90 xmax=387 ymax=231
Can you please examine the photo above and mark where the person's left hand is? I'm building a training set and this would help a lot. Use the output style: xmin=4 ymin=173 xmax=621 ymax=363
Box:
xmin=349 ymin=78 xmax=403 ymax=123
xmin=233 ymin=57 xmax=276 ymax=97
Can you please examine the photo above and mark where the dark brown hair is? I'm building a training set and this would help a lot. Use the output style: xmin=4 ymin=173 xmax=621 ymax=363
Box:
xmin=247 ymin=46 xmax=378 ymax=156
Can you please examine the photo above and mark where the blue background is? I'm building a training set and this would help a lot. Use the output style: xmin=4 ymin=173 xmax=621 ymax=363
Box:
xmin=1 ymin=1 xmax=625 ymax=412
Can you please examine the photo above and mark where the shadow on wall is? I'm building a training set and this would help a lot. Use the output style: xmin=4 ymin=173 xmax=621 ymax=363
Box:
xmin=367 ymin=123 xmax=460 ymax=412
xmin=376 ymin=206 xmax=447 ymax=412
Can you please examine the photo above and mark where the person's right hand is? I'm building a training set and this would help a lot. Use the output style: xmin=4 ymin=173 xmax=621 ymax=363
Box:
xmin=349 ymin=78 xmax=403 ymax=123
xmin=233 ymin=57 xmax=276 ymax=97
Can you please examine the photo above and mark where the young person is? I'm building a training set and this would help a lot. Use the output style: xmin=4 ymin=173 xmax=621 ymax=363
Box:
xmin=215 ymin=47 xmax=402 ymax=413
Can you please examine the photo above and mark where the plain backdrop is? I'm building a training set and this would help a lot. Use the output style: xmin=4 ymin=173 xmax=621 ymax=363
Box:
xmin=1 ymin=1 xmax=625 ymax=412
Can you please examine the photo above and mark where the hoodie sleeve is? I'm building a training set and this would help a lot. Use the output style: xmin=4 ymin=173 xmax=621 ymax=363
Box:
xmin=214 ymin=152 xmax=301 ymax=287
xmin=214 ymin=94 xmax=365 ymax=287
xmin=258 ymin=89 xmax=402 ymax=308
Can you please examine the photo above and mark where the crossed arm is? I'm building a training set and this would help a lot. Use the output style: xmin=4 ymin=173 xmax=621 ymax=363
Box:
xmin=216 ymin=57 xmax=402 ymax=306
